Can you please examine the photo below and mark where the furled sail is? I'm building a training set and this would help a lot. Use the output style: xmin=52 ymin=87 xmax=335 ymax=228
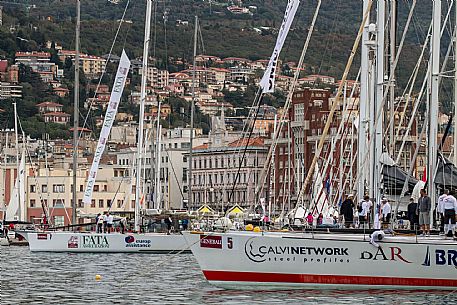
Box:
xmin=6 ymin=150 xmax=25 ymax=221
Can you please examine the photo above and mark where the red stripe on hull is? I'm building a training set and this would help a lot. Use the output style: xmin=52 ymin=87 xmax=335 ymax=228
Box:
xmin=203 ymin=270 xmax=457 ymax=287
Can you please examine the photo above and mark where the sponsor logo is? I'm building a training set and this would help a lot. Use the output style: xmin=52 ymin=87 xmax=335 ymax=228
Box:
xmin=37 ymin=233 xmax=48 ymax=240
xmin=423 ymin=246 xmax=457 ymax=267
xmin=125 ymin=236 xmax=135 ymax=243
xmin=360 ymin=246 xmax=412 ymax=264
xmin=124 ymin=236 xmax=151 ymax=248
xmin=82 ymin=235 xmax=109 ymax=249
xmin=67 ymin=236 xmax=78 ymax=249
xmin=200 ymin=235 xmax=222 ymax=249
xmin=244 ymin=237 xmax=350 ymax=264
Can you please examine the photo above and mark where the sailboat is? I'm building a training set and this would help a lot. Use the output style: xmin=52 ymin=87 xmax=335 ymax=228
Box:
xmin=20 ymin=0 xmax=188 ymax=253
xmin=184 ymin=0 xmax=457 ymax=289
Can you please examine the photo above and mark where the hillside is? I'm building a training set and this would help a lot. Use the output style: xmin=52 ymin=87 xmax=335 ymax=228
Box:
xmin=0 ymin=0 xmax=453 ymax=136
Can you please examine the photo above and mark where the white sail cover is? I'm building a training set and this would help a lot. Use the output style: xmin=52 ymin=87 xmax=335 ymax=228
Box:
xmin=259 ymin=0 xmax=300 ymax=93
xmin=83 ymin=50 xmax=131 ymax=205
xmin=6 ymin=150 xmax=25 ymax=221
xmin=311 ymin=163 xmax=329 ymax=217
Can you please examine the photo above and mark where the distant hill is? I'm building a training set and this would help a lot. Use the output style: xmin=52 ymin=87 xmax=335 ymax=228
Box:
xmin=1 ymin=1 xmax=435 ymax=80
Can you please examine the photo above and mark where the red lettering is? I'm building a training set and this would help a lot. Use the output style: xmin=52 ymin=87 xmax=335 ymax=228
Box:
xmin=390 ymin=247 xmax=412 ymax=264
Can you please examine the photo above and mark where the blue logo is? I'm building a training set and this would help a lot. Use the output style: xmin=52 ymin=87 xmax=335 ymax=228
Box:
xmin=423 ymin=246 xmax=457 ymax=267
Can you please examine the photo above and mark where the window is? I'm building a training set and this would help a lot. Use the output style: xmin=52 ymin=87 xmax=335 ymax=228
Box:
xmin=94 ymin=185 xmax=99 ymax=192
xmin=99 ymin=199 xmax=104 ymax=208
xmin=182 ymin=168 xmax=188 ymax=183
xmin=53 ymin=184 xmax=65 ymax=193
xmin=80 ymin=185 xmax=84 ymax=192
xmin=107 ymin=200 xmax=112 ymax=208
xmin=54 ymin=216 xmax=64 ymax=227
xmin=117 ymin=200 xmax=123 ymax=208
xmin=30 ymin=185 xmax=36 ymax=193
xmin=53 ymin=199 xmax=65 ymax=207
xmin=91 ymin=199 xmax=96 ymax=208
xmin=42 ymin=184 xmax=48 ymax=193
xmin=183 ymin=156 xmax=187 ymax=163
xmin=181 ymin=142 xmax=190 ymax=149
xmin=78 ymin=199 xmax=83 ymax=208
xmin=30 ymin=199 xmax=36 ymax=207
xmin=103 ymin=185 xmax=107 ymax=192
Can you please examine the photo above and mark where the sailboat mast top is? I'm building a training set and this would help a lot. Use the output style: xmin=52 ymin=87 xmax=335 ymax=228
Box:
xmin=72 ymin=0 xmax=80 ymax=226
xmin=135 ymin=0 xmax=153 ymax=232
xmin=188 ymin=15 xmax=198 ymax=210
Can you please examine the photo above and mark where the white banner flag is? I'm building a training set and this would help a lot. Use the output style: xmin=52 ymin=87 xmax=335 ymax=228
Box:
xmin=83 ymin=50 xmax=131 ymax=205
xmin=259 ymin=0 xmax=300 ymax=93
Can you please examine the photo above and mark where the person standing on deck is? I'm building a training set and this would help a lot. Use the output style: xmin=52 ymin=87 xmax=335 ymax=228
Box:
xmin=340 ymin=194 xmax=354 ymax=228
xmin=442 ymin=192 xmax=457 ymax=237
xmin=102 ymin=212 xmax=108 ymax=233
xmin=96 ymin=213 xmax=103 ymax=233
xmin=437 ymin=189 xmax=448 ymax=234
xmin=407 ymin=197 xmax=419 ymax=230
xmin=359 ymin=196 xmax=371 ymax=229
xmin=381 ymin=197 xmax=391 ymax=228
xmin=106 ymin=212 xmax=114 ymax=233
xmin=417 ymin=189 xmax=431 ymax=236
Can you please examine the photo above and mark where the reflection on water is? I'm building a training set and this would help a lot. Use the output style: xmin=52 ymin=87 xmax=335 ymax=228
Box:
xmin=0 ymin=246 xmax=454 ymax=304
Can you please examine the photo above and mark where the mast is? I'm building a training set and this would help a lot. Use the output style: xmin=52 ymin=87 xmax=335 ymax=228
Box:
xmin=428 ymin=0 xmax=440 ymax=213
xmin=188 ymin=15 xmax=198 ymax=210
xmin=72 ymin=0 xmax=80 ymax=225
xmin=358 ymin=0 xmax=370 ymax=201
xmin=13 ymin=102 xmax=20 ymax=221
xmin=454 ymin=2 xmax=457 ymax=165
xmin=373 ymin=0 xmax=385 ymax=229
xmin=135 ymin=0 xmax=153 ymax=232
xmin=389 ymin=0 xmax=396 ymax=155
xmin=155 ymin=122 xmax=162 ymax=210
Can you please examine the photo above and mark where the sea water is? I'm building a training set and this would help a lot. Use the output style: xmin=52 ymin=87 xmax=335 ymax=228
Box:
xmin=0 ymin=246 xmax=454 ymax=304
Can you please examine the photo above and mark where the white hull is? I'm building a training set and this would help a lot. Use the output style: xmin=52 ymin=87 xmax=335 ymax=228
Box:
xmin=183 ymin=231 xmax=457 ymax=290
xmin=22 ymin=232 xmax=190 ymax=253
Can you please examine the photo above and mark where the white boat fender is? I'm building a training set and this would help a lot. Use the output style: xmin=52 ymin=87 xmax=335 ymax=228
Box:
xmin=370 ymin=230 xmax=385 ymax=248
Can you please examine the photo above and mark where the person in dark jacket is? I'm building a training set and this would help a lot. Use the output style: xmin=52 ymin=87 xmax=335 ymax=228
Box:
xmin=340 ymin=194 xmax=355 ymax=228
xmin=407 ymin=197 xmax=419 ymax=230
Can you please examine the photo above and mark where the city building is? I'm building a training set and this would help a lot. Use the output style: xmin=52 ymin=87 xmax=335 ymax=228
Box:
xmin=0 ymin=82 xmax=22 ymax=99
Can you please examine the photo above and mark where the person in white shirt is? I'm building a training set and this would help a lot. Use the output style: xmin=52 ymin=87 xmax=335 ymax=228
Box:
xmin=382 ymin=197 xmax=391 ymax=225
xmin=106 ymin=213 xmax=114 ymax=234
xmin=437 ymin=189 xmax=448 ymax=234
xmin=442 ymin=192 xmax=457 ymax=237
xmin=359 ymin=195 xmax=371 ymax=228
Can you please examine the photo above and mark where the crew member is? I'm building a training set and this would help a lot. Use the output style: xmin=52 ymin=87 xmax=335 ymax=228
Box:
xmin=340 ymin=194 xmax=355 ymax=228
xmin=381 ymin=197 xmax=391 ymax=227
xmin=437 ymin=189 xmax=448 ymax=234
xmin=106 ymin=212 xmax=114 ymax=233
xmin=417 ymin=189 xmax=431 ymax=237
xmin=442 ymin=191 xmax=457 ymax=237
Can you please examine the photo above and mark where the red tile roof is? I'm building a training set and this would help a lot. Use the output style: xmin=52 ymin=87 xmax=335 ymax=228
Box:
xmin=36 ymin=101 xmax=63 ymax=107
